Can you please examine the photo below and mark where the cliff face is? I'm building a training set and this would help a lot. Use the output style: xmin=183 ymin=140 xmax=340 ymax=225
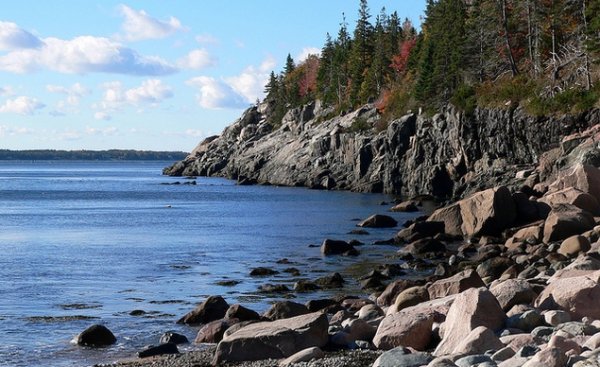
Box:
xmin=164 ymin=101 xmax=600 ymax=199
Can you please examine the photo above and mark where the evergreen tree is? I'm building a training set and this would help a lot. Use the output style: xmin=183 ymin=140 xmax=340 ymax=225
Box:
xmin=316 ymin=33 xmax=337 ymax=104
xmin=348 ymin=0 xmax=374 ymax=106
xmin=284 ymin=54 xmax=295 ymax=76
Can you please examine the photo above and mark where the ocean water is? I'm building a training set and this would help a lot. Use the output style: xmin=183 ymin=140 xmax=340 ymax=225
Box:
xmin=0 ymin=161 xmax=418 ymax=367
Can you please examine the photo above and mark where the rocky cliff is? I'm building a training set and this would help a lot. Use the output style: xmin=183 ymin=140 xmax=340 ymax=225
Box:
xmin=164 ymin=101 xmax=600 ymax=200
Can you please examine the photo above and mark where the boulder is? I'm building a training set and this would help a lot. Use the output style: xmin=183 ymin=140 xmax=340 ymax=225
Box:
xmin=427 ymin=203 xmax=463 ymax=237
xmin=320 ymin=239 xmax=356 ymax=255
xmin=434 ymin=288 xmax=506 ymax=356
xmin=548 ymin=164 xmax=600 ymax=204
xmin=542 ymin=204 xmax=595 ymax=243
xmin=357 ymin=214 xmax=398 ymax=228
xmin=427 ymin=269 xmax=485 ymax=300
xmin=263 ymin=301 xmax=309 ymax=321
xmin=177 ymin=295 xmax=229 ymax=325
xmin=213 ymin=312 xmax=328 ymax=363
xmin=372 ymin=347 xmax=433 ymax=367
xmin=159 ymin=332 xmax=189 ymax=345
xmin=396 ymin=221 xmax=445 ymax=242
xmin=314 ymin=272 xmax=345 ymax=288
xmin=138 ymin=343 xmax=179 ymax=358
xmin=452 ymin=326 xmax=504 ymax=355
xmin=250 ymin=267 xmax=279 ymax=276
xmin=388 ymin=285 xmax=430 ymax=314
xmin=373 ymin=309 xmax=436 ymax=350
xmin=540 ymin=187 xmax=600 ymax=215
xmin=225 ymin=304 xmax=261 ymax=322
xmin=74 ymin=324 xmax=116 ymax=347
xmin=195 ymin=319 xmax=230 ymax=343
xmin=390 ymin=201 xmax=419 ymax=212
xmin=401 ymin=238 xmax=446 ymax=256
xmin=279 ymin=347 xmax=324 ymax=366
xmin=522 ymin=347 xmax=568 ymax=367
xmin=558 ymin=235 xmax=591 ymax=257
xmin=490 ymin=279 xmax=538 ymax=311
xmin=377 ymin=279 xmax=418 ymax=307
xmin=459 ymin=186 xmax=517 ymax=237
xmin=535 ymin=270 xmax=600 ymax=320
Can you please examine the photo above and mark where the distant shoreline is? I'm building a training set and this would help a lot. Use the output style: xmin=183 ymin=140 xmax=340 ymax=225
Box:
xmin=0 ymin=149 xmax=188 ymax=161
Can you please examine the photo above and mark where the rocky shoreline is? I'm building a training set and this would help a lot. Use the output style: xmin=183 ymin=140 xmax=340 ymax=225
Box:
xmin=92 ymin=105 xmax=600 ymax=366
xmin=98 ymin=156 xmax=600 ymax=367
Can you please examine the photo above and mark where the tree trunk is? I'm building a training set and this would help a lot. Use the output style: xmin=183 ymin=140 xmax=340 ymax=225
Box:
xmin=500 ymin=0 xmax=519 ymax=76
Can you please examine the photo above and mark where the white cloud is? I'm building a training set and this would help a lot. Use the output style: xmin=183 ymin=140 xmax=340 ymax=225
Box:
xmin=119 ymin=4 xmax=183 ymax=41
xmin=46 ymin=82 xmax=90 ymax=97
xmin=0 ymin=96 xmax=45 ymax=115
xmin=0 ymin=125 xmax=34 ymax=137
xmin=94 ymin=112 xmax=112 ymax=121
xmin=225 ymin=56 xmax=276 ymax=103
xmin=195 ymin=33 xmax=218 ymax=45
xmin=125 ymin=79 xmax=173 ymax=105
xmin=296 ymin=47 xmax=321 ymax=62
xmin=177 ymin=48 xmax=216 ymax=70
xmin=0 ymin=21 xmax=43 ymax=50
xmin=85 ymin=126 xmax=118 ymax=136
xmin=0 ymin=34 xmax=176 ymax=75
xmin=93 ymin=79 xmax=174 ymax=119
xmin=47 ymin=83 xmax=91 ymax=116
xmin=0 ymin=86 xmax=14 ymax=97
xmin=186 ymin=76 xmax=248 ymax=109
xmin=185 ymin=129 xmax=204 ymax=137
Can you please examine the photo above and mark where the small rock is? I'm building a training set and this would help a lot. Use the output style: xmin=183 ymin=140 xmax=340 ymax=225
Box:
xmin=250 ymin=267 xmax=279 ymax=276
xmin=74 ymin=324 xmax=116 ymax=347
xmin=558 ymin=235 xmax=591 ymax=258
xmin=320 ymin=239 xmax=356 ymax=255
xmin=177 ymin=296 xmax=229 ymax=325
xmin=372 ymin=347 xmax=433 ymax=367
xmin=138 ymin=343 xmax=179 ymax=358
xmin=357 ymin=214 xmax=398 ymax=228
xmin=257 ymin=284 xmax=290 ymax=293
xmin=279 ymin=346 xmax=324 ymax=366
xmin=225 ymin=304 xmax=260 ymax=322
xmin=159 ymin=332 xmax=189 ymax=345
xmin=263 ymin=301 xmax=309 ymax=321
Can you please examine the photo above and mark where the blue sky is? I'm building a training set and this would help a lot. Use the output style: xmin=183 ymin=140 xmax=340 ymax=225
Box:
xmin=0 ymin=1 xmax=426 ymax=151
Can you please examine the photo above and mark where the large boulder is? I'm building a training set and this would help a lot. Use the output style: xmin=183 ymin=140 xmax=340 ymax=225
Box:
xmin=373 ymin=309 xmax=436 ymax=350
xmin=434 ymin=288 xmax=506 ymax=356
xmin=452 ymin=326 xmax=504 ymax=355
xmin=263 ymin=301 xmax=309 ymax=321
xmin=195 ymin=319 xmax=230 ymax=343
xmin=320 ymin=239 xmax=356 ymax=255
xmin=427 ymin=269 xmax=485 ymax=300
xmin=213 ymin=312 xmax=328 ymax=363
xmin=540 ymin=187 xmax=600 ymax=215
xmin=459 ymin=186 xmax=517 ymax=237
xmin=74 ymin=324 xmax=116 ymax=347
xmin=490 ymin=279 xmax=538 ymax=311
xmin=535 ymin=270 xmax=600 ymax=320
xmin=542 ymin=204 xmax=595 ymax=243
xmin=558 ymin=235 xmax=591 ymax=257
xmin=548 ymin=164 xmax=600 ymax=204
xmin=357 ymin=214 xmax=398 ymax=228
xmin=177 ymin=296 xmax=229 ymax=325
xmin=427 ymin=203 xmax=463 ymax=237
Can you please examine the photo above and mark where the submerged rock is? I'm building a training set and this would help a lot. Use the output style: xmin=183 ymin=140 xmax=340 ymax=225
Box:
xmin=74 ymin=324 xmax=116 ymax=347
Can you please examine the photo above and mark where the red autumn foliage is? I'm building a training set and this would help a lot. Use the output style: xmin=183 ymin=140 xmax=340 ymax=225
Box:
xmin=390 ymin=39 xmax=416 ymax=74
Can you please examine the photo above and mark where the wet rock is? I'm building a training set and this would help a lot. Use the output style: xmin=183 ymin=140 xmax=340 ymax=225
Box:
xmin=159 ymin=332 xmax=189 ymax=345
xmin=74 ymin=324 xmax=116 ymax=347
xmin=396 ymin=221 xmax=446 ymax=242
xmin=390 ymin=201 xmax=419 ymax=212
xmin=257 ymin=284 xmax=291 ymax=293
xmin=293 ymin=280 xmax=321 ymax=292
xmin=250 ymin=267 xmax=279 ymax=276
xmin=263 ymin=301 xmax=310 ymax=321
xmin=213 ymin=312 xmax=328 ymax=363
xmin=320 ymin=239 xmax=356 ymax=255
xmin=138 ymin=343 xmax=179 ymax=358
xmin=177 ymin=295 xmax=229 ymax=325
xmin=357 ymin=214 xmax=398 ymax=228
xmin=305 ymin=299 xmax=338 ymax=313
xmin=401 ymin=238 xmax=446 ymax=256
xmin=315 ymin=272 xmax=345 ymax=288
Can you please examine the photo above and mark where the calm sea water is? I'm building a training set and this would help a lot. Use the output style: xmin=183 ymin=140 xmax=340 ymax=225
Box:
xmin=0 ymin=161 xmax=418 ymax=367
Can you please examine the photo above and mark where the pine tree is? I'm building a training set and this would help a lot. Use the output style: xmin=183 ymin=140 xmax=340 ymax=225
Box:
xmin=284 ymin=54 xmax=295 ymax=76
xmin=317 ymin=33 xmax=337 ymax=104
xmin=348 ymin=0 xmax=374 ymax=106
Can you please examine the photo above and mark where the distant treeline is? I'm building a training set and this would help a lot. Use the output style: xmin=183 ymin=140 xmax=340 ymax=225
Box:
xmin=0 ymin=149 xmax=188 ymax=161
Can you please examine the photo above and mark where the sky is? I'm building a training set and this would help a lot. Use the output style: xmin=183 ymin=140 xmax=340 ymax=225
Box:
xmin=0 ymin=1 xmax=426 ymax=151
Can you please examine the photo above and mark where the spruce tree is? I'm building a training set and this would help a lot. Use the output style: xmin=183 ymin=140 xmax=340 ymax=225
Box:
xmin=348 ymin=0 xmax=374 ymax=106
